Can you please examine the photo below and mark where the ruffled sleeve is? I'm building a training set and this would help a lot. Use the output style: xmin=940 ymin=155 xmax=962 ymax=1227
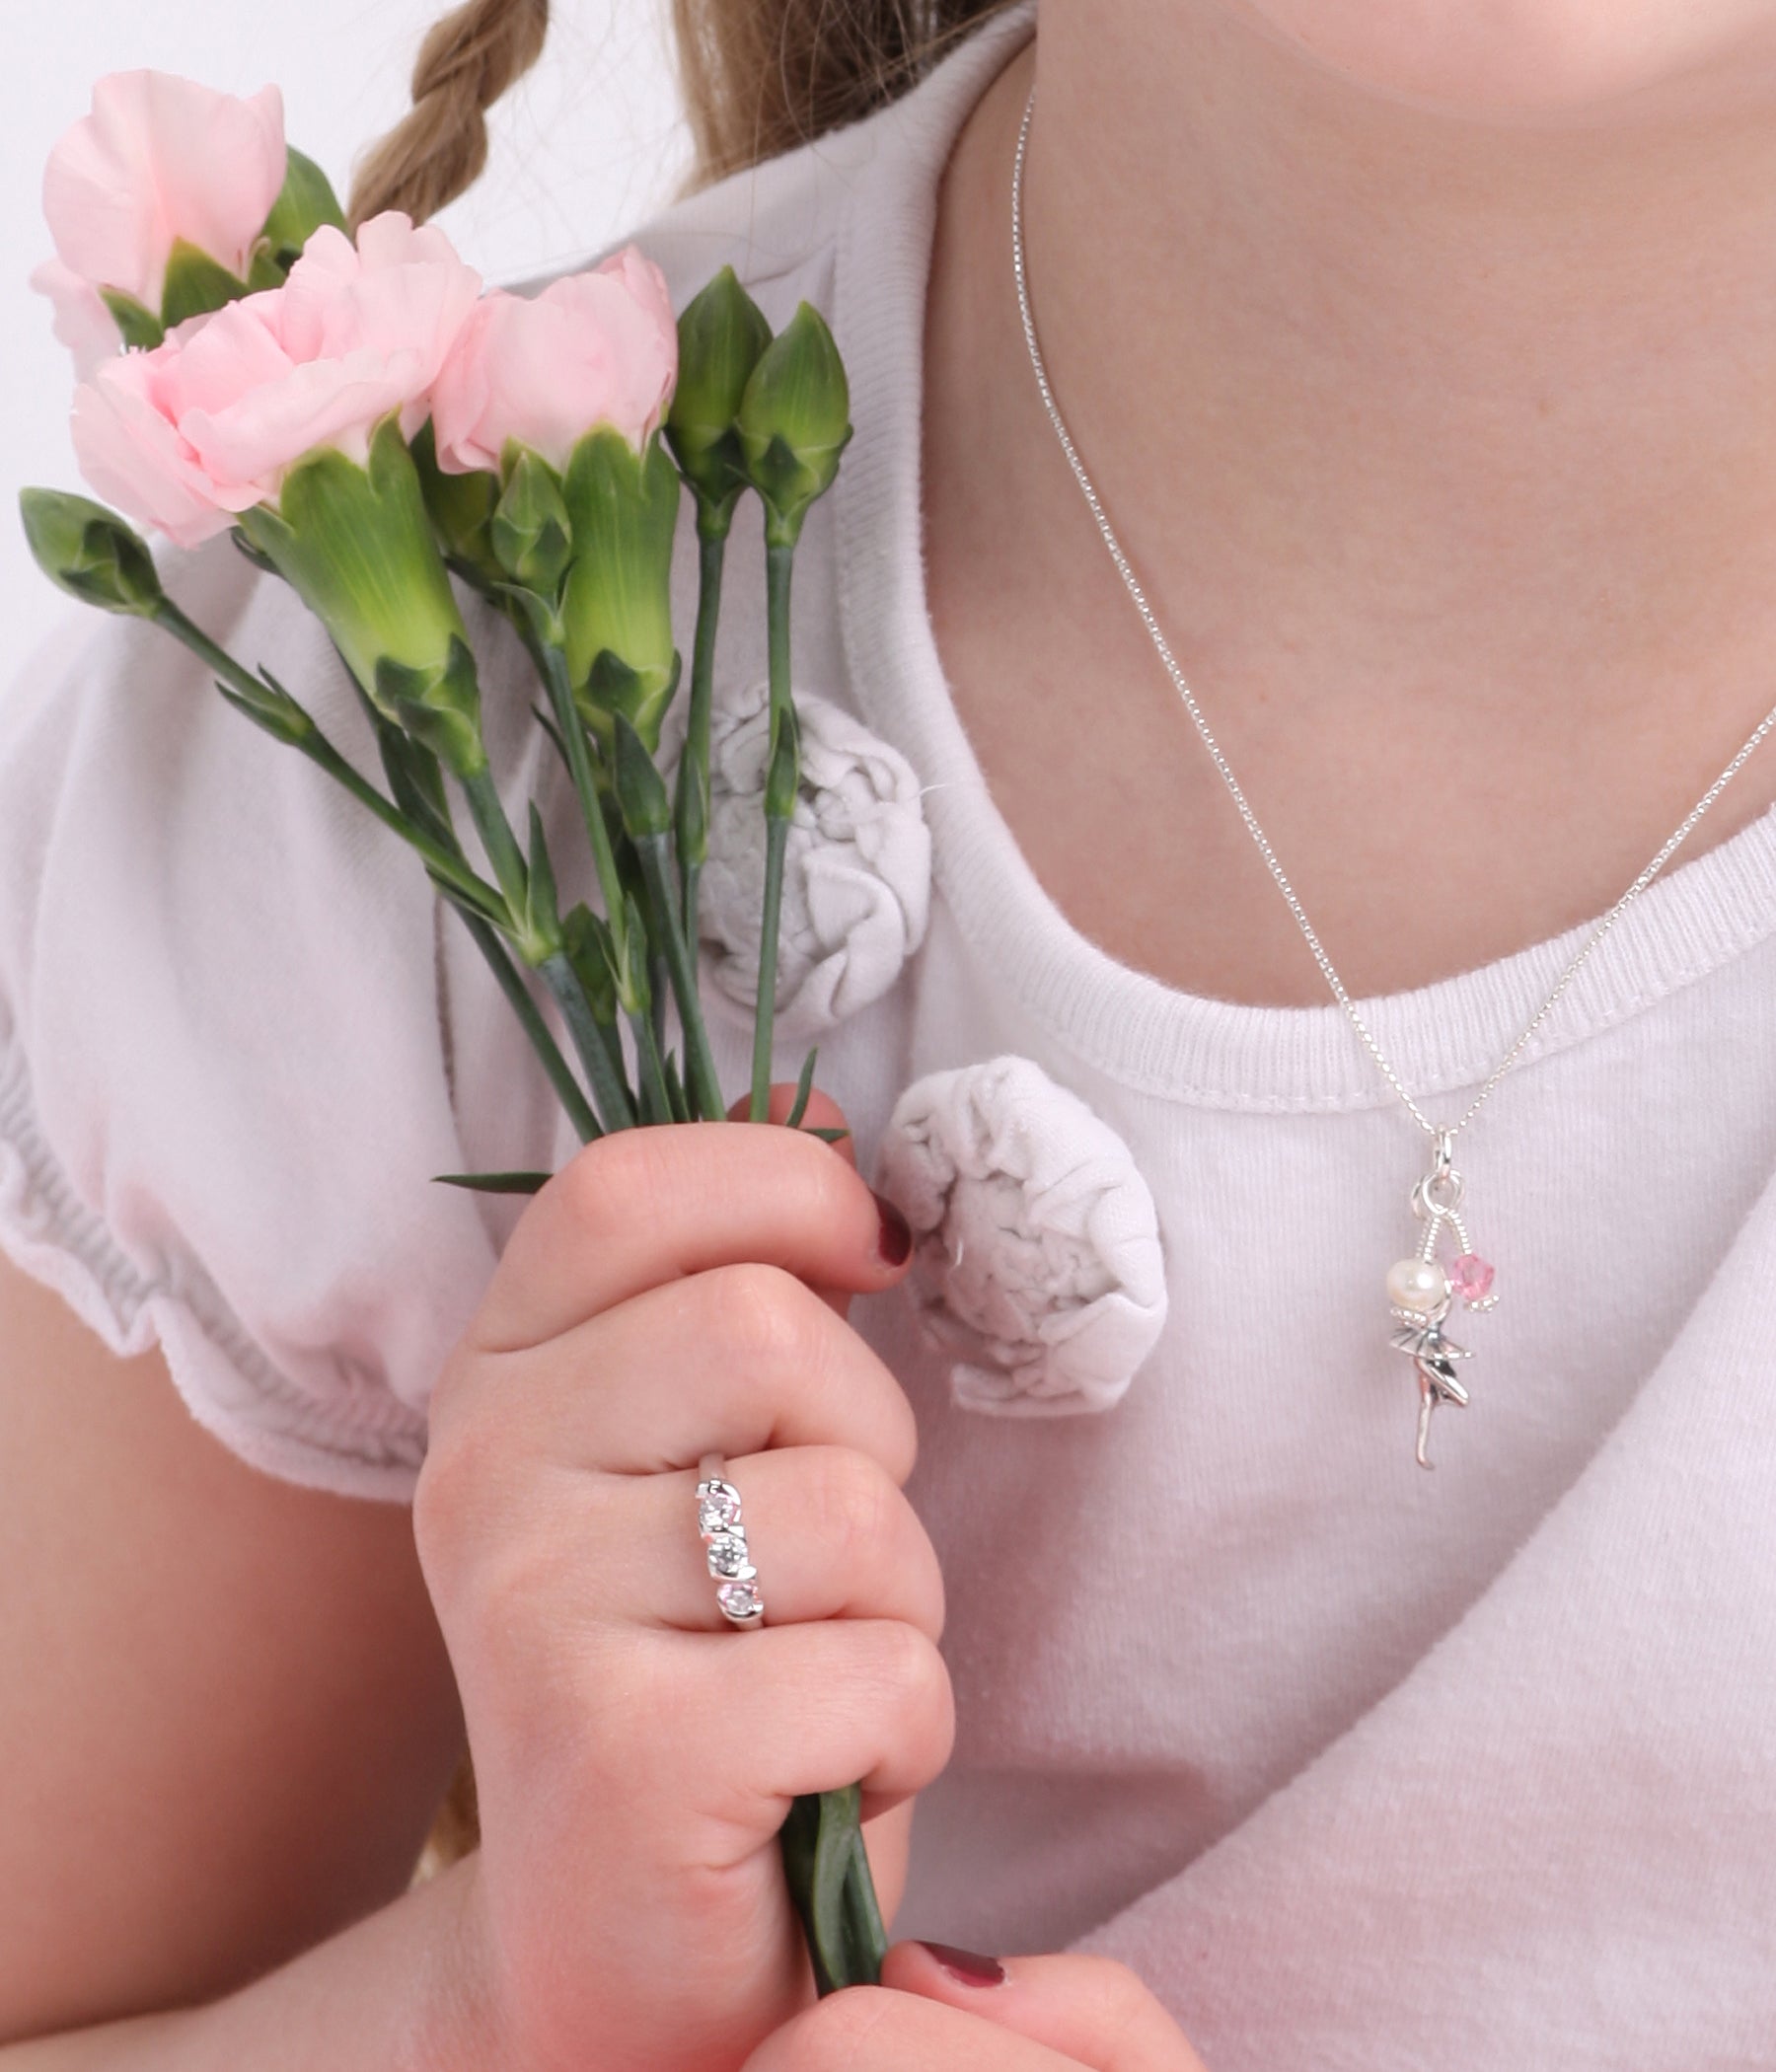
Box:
xmin=0 ymin=539 xmax=523 ymax=1501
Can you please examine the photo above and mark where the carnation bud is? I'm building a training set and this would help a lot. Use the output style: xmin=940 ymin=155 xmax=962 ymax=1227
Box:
xmin=491 ymin=447 xmax=573 ymax=596
xmin=665 ymin=264 xmax=772 ymax=537
xmin=560 ymin=426 xmax=681 ymax=752
xmin=736 ymin=302 xmax=851 ymax=549
xmin=20 ymin=489 xmax=163 ymax=616
xmin=411 ymin=420 xmax=502 ymax=590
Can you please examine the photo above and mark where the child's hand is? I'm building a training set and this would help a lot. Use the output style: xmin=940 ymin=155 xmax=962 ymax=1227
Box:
xmin=742 ymin=1942 xmax=1211 ymax=2072
xmin=412 ymin=1096 xmax=951 ymax=2072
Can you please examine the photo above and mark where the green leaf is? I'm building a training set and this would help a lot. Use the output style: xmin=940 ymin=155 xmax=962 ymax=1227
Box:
xmin=765 ymin=700 xmax=801 ymax=822
xmin=524 ymin=799 xmax=561 ymax=944
xmin=98 ymin=288 xmax=164 ymax=351
xmin=431 ymin=1170 xmax=553 ymax=1195
xmin=805 ymin=1127 xmax=850 ymax=1145
xmin=562 ymin=904 xmax=621 ymax=1026
xmin=612 ymin=711 xmax=672 ymax=842
xmin=160 ymin=239 xmax=249 ymax=329
xmin=259 ymin=145 xmax=346 ymax=267
xmin=20 ymin=490 xmax=163 ymax=616
xmin=785 ymin=1048 xmax=818 ymax=1130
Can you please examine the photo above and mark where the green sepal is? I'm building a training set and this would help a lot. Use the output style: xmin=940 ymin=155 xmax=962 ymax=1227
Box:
xmin=737 ymin=303 xmax=852 ymax=549
xmin=561 ymin=903 xmax=621 ymax=1027
xmin=374 ymin=636 xmax=486 ymax=779
xmin=785 ymin=1049 xmax=819 ymax=1131
xmin=560 ymin=427 xmax=681 ymax=749
xmin=492 ymin=446 xmax=573 ymax=596
xmin=666 ymin=264 xmax=773 ymax=534
xmin=765 ymin=700 xmax=801 ymax=822
xmin=20 ymin=490 xmax=163 ymax=616
xmin=160 ymin=238 xmax=249 ymax=330
xmin=240 ymin=418 xmax=484 ymax=776
xmin=612 ymin=711 xmax=673 ymax=842
xmin=370 ymin=712 xmax=456 ymax=850
xmin=432 ymin=1169 xmax=552 ymax=1196
xmin=259 ymin=145 xmax=346 ymax=269
xmin=99 ymin=289 xmax=164 ymax=352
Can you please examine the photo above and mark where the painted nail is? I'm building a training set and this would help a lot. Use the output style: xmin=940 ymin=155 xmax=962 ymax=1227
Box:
xmin=917 ymin=1941 xmax=1006 ymax=1987
xmin=871 ymin=1190 xmax=913 ymax=1266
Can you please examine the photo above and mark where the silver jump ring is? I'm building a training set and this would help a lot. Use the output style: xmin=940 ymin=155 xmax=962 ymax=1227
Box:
xmin=696 ymin=1452 xmax=764 ymax=1628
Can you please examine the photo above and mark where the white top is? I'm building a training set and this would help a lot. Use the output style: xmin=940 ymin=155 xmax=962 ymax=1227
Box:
xmin=6 ymin=5 xmax=1776 ymax=2060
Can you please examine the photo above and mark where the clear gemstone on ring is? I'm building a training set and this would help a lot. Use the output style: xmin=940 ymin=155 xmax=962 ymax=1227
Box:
xmin=717 ymin=1580 xmax=764 ymax=1621
xmin=705 ymin=1532 xmax=755 ymax=1580
xmin=698 ymin=1489 xmax=741 ymax=1535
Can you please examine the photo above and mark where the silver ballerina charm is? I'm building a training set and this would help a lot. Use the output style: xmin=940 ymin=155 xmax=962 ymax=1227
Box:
xmin=1384 ymin=1132 xmax=1498 ymax=1469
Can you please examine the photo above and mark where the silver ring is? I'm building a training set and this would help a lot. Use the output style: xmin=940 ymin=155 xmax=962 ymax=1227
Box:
xmin=697 ymin=1452 xmax=764 ymax=1628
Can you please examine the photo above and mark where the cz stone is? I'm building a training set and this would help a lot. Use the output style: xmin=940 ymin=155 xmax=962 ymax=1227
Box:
xmin=705 ymin=1532 xmax=756 ymax=1581
xmin=698 ymin=1483 xmax=742 ymax=1535
xmin=718 ymin=1580 xmax=764 ymax=1621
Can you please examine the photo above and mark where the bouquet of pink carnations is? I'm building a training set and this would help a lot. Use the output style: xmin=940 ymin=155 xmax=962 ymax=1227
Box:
xmin=21 ymin=70 xmax=877 ymax=1997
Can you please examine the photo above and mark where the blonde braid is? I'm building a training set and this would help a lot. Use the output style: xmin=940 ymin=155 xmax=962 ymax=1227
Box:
xmin=348 ymin=0 xmax=550 ymax=229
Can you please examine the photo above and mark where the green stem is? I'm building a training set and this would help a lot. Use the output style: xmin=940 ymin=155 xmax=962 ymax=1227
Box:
xmin=444 ymin=898 xmax=599 ymax=1144
xmin=535 ymin=639 xmax=631 ymax=950
xmin=633 ymin=832 xmax=726 ymax=1123
xmin=153 ymin=599 xmax=506 ymax=924
xmin=461 ymin=766 xmax=531 ymax=924
xmin=749 ymin=541 xmax=795 ymax=1122
xmin=540 ymin=952 xmax=636 ymax=1132
xmin=628 ymin=1006 xmax=675 ymax=1126
xmin=677 ymin=527 xmax=727 ymax=949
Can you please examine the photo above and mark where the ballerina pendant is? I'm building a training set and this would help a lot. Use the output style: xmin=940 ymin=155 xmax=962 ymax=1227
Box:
xmin=1385 ymin=1133 xmax=1499 ymax=1469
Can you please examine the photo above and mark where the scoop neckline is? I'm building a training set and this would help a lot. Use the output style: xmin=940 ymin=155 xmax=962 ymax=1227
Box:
xmin=830 ymin=0 xmax=1776 ymax=1115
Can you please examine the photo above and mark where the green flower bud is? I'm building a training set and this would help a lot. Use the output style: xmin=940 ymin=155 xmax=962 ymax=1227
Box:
xmin=491 ymin=447 xmax=573 ymax=596
xmin=20 ymin=489 xmax=163 ymax=617
xmin=612 ymin=711 xmax=672 ymax=842
xmin=736 ymin=302 xmax=852 ymax=549
xmin=560 ymin=426 xmax=682 ymax=753
xmin=411 ymin=420 xmax=502 ymax=591
xmin=665 ymin=264 xmax=772 ymax=537
xmin=237 ymin=415 xmax=486 ymax=777
xmin=257 ymin=147 xmax=347 ymax=273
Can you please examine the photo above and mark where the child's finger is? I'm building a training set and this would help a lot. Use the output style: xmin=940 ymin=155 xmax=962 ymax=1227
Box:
xmin=878 ymin=1941 xmax=1210 ymax=2072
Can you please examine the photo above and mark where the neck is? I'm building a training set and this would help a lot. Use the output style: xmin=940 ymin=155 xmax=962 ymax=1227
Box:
xmin=1001 ymin=0 xmax=1776 ymax=714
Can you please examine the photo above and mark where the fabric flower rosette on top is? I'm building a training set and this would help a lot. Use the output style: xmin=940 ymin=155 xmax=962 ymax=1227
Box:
xmin=19 ymin=70 xmax=877 ymax=1997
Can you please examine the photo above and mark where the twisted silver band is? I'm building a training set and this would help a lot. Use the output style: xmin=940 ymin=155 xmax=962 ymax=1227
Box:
xmin=696 ymin=1452 xmax=765 ymax=1628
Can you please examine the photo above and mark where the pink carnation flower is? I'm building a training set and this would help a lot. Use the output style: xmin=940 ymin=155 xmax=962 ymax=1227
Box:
xmin=430 ymin=244 xmax=678 ymax=475
xmin=70 ymin=213 xmax=482 ymax=550
xmin=33 ymin=71 xmax=286 ymax=362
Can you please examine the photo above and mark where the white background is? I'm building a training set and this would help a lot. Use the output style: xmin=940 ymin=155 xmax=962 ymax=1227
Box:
xmin=3 ymin=0 xmax=688 ymax=681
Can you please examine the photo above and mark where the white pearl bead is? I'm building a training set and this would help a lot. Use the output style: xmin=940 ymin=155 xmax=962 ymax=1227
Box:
xmin=1387 ymin=1257 xmax=1447 ymax=1313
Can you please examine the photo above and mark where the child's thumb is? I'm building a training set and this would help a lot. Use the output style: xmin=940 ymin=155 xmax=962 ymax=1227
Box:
xmin=877 ymin=1940 xmax=1209 ymax=2072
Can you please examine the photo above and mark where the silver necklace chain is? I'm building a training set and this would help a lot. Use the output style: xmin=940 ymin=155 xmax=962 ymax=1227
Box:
xmin=1010 ymin=80 xmax=1776 ymax=1147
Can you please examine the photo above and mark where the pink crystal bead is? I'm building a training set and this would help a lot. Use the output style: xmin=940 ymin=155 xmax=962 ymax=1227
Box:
xmin=1449 ymin=1254 xmax=1495 ymax=1304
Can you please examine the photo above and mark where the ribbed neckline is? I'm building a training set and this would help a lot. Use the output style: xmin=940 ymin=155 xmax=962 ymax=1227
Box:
xmin=831 ymin=0 xmax=1776 ymax=1114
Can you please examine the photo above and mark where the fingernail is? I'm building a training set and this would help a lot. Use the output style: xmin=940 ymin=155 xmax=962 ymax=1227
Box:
xmin=917 ymin=1941 xmax=1006 ymax=1987
xmin=871 ymin=1190 xmax=913 ymax=1266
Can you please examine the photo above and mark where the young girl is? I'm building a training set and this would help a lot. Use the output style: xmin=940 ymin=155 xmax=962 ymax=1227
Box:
xmin=4 ymin=0 xmax=1775 ymax=2063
